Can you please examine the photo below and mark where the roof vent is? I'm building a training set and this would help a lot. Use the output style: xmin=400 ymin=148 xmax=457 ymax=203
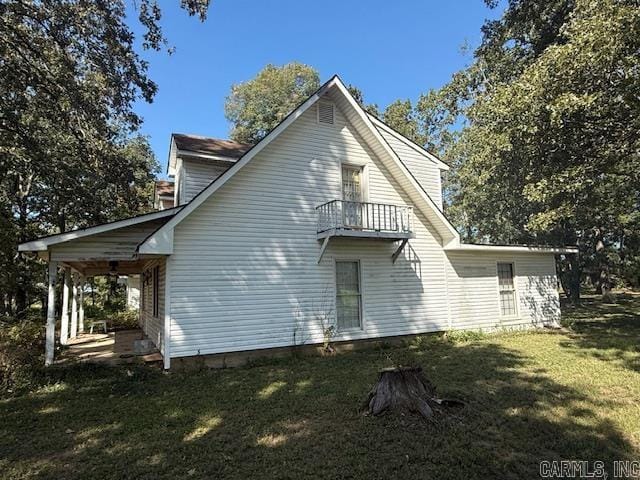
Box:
xmin=317 ymin=102 xmax=334 ymax=125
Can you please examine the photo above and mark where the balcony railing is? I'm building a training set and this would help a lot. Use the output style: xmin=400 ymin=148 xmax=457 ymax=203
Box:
xmin=316 ymin=200 xmax=413 ymax=237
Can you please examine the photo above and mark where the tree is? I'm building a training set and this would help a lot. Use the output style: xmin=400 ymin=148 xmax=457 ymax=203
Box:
xmin=423 ymin=0 xmax=640 ymax=300
xmin=0 ymin=0 xmax=210 ymax=317
xmin=225 ymin=63 xmax=321 ymax=144
xmin=346 ymin=84 xmax=380 ymax=117
xmin=382 ymin=99 xmax=424 ymax=146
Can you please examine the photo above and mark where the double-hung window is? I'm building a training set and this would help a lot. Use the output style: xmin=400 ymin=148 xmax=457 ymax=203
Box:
xmin=335 ymin=261 xmax=362 ymax=330
xmin=497 ymin=262 xmax=517 ymax=317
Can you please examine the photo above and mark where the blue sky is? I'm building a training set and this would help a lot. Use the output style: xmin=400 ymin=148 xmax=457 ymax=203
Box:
xmin=131 ymin=1 xmax=504 ymax=175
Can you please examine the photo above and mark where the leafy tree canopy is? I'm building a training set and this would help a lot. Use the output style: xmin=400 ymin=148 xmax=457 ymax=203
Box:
xmin=0 ymin=0 xmax=210 ymax=316
xmin=424 ymin=0 xmax=640 ymax=296
xmin=347 ymin=84 xmax=380 ymax=117
xmin=382 ymin=99 xmax=424 ymax=146
xmin=225 ymin=63 xmax=321 ymax=144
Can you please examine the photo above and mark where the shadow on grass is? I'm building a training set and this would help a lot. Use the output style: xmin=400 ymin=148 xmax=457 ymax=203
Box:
xmin=560 ymin=293 xmax=640 ymax=372
xmin=0 ymin=334 xmax=636 ymax=480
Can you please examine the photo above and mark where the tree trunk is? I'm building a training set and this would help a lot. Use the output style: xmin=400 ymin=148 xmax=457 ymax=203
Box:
xmin=362 ymin=367 xmax=464 ymax=419
xmin=567 ymin=254 xmax=581 ymax=304
xmin=594 ymin=229 xmax=613 ymax=301
xmin=558 ymin=254 xmax=581 ymax=304
xmin=6 ymin=292 xmax=13 ymax=316
xmin=15 ymin=286 xmax=27 ymax=319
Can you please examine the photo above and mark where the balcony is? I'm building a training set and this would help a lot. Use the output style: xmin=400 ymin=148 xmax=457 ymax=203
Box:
xmin=316 ymin=200 xmax=415 ymax=241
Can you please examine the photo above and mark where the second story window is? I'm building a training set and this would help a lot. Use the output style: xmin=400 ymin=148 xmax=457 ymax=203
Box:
xmin=342 ymin=165 xmax=362 ymax=201
xmin=342 ymin=165 xmax=363 ymax=227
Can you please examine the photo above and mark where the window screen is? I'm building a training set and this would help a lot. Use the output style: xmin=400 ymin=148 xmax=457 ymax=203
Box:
xmin=497 ymin=262 xmax=517 ymax=317
xmin=336 ymin=261 xmax=362 ymax=330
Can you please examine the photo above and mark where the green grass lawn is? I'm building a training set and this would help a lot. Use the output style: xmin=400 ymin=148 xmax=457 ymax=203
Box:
xmin=1 ymin=294 xmax=639 ymax=479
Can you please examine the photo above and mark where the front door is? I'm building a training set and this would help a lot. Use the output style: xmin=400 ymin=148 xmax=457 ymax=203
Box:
xmin=342 ymin=165 xmax=362 ymax=228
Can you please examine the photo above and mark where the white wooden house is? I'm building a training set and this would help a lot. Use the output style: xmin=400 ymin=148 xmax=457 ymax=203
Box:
xmin=19 ymin=76 xmax=577 ymax=369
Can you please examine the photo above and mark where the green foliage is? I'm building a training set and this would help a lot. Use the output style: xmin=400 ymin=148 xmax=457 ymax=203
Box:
xmin=422 ymin=0 xmax=640 ymax=296
xmin=382 ymin=99 xmax=424 ymax=145
xmin=0 ymin=1 xmax=210 ymax=317
xmin=0 ymin=318 xmax=44 ymax=395
xmin=84 ymin=277 xmax=138 ymax=330
xmin=409 ymin=329 xmax=489 ymax=350
xmin=442 ymin=329 xmax=489 ymax=343
xmin=347 ymin=84 xmax=380 ymax=116
xmin=85 ymin=306 xmax=139 ymax=330
xmin=224 ymin=63 xmax=321 ymax=143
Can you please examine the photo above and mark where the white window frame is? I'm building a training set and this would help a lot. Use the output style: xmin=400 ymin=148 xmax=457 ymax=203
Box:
xmin=496 ymin=261 xmax=519 ymax=318
xmin=334 ymin=259 xmax=364 ymax=332
xmin=339 ymin=162 xmax=369 ymax=202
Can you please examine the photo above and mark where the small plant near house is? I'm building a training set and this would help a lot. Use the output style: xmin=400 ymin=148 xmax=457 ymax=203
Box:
xmin=314 ymin=286 xmax=337 ymax=355
xmin=293 ymin=286 xmax=337 ymax=355
xmin=321 ymin=324 xmax=336 ymax=354
xmin=442 ymin=329 xmax=488 ymax=344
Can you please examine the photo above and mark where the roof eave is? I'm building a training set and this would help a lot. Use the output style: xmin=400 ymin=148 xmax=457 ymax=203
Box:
xmin=444 ymin=244 xmax=579 ymax=254
xmin=18 ymin=208 xmax=181 ymax=253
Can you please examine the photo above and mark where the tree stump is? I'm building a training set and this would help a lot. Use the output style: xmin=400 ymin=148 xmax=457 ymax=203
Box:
xmin=362 ymin=366 xmax=464 ymax=419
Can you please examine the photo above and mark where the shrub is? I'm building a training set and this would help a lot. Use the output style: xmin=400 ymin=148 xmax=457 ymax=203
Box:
xmin=0 ymin=319 xmax=45 ymax=395
xmin=443 ymin=329 xmax=488 ymax=343
xmin=110 ymin=309 xmax=139 ymax=330
xmin=83 ymin=305 xmax=140 ymax=330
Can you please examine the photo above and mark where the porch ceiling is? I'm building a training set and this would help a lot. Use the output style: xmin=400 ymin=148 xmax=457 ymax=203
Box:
xmin=63 ymin=259 xmax=151 ymax=276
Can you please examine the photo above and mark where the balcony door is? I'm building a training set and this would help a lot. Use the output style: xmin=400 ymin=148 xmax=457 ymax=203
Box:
xmin=342 ymin=165 xmax=362 ymax=228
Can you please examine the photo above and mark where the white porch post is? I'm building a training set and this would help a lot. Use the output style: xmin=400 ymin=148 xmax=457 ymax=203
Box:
xmin=45 ymin=262 xmax=58 ymax=366
xmin=60 ymin=268 xmax=70 ymax=345
xmin=70 ymin=273 xmax=78 ymax=338
xmin=78 ymin=276 xmax=85 ymax=333
xmin=163 ymin=257 xmax=172 ymax=370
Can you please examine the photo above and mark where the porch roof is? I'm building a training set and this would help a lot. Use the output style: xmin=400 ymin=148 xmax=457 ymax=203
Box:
xmin=18 ymin=208 xmax=180 ymax=275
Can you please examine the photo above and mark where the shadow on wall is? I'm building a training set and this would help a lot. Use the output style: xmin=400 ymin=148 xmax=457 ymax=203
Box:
xmin=1 ymin=333 xmax=635 ymax=479
xmin=521 ymin=274 xmax=561 ymax=326
xmin=396 ymin=241 xmax=422 ymax=281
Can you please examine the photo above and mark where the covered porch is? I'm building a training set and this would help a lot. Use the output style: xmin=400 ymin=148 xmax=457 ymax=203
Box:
xmin=18 ymin=209 xmax=179 ymax=369
xmin=63 ymin=328 xmax=162 ymax=366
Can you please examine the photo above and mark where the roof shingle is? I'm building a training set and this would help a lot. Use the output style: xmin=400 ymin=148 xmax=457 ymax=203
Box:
xmin=173 ymin=134 xmax=252 ymax=159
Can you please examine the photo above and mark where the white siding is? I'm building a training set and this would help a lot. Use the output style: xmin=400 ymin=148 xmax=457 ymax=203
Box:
xmin=168 ymin=91 xmax=561 ymax=359
xmin=445 ymin=251 xmax=560 ymax=330
xmin=169 ymin=92 xmax=452 ymax=358
xmin=140 ymin=259 xmax=166 ymax=352
xmin=182 ymin=158 xmax=233 ymax=203
xmin=375 ymin=127 xmax=443 ymax=209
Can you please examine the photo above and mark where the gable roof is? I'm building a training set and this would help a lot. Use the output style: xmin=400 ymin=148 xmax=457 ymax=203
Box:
xmin=173 ymin=134 xmax=252 ymax=158
xmin=140 ymin=75 xmax=461 ymax=254
xmin=18 ymin=207 xmax=182 ymax=252
xmin=168 ymin=134 xmax=252 ymax=176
